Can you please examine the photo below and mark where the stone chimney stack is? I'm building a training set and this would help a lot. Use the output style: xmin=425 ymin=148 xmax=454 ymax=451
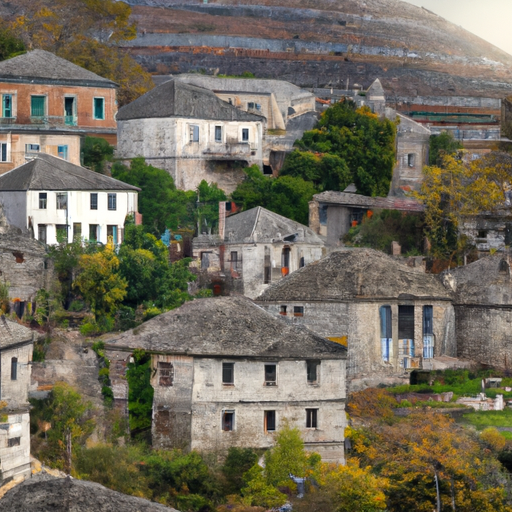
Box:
xmin=218 ymin=201 xmax=226 ymax=241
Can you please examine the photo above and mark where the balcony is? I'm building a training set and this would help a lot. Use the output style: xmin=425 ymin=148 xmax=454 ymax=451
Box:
xmin=203 ymin=142 xmax=256 ymax=159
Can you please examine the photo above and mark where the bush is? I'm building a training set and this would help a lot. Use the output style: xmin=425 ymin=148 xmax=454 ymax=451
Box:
xmin=222 ymin=447 xmax=258 ymax=494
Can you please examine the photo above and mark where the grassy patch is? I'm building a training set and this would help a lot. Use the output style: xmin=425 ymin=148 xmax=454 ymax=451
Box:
xmin=461 ymin=409 xmax=512 ymax=431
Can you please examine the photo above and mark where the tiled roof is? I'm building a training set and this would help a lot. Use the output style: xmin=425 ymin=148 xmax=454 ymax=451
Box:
xmin=0 ymin=154 xmax=139 ymax=192
xmin=0 ymin=315 xmax=33 ymax=350
xmin=106 ymin=296 xmax=346 ymax=359
xmin=314 ymin=191 xmax=424 ymax=212
xmin=0 ymin=50 xmax=116 ymax=87
xmin=117 ymin=79 xmax=265 ymax=122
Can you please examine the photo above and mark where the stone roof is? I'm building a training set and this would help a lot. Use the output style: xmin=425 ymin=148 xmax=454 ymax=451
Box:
xmin=366 ymin=78 xmax=385 ymax=100
xmin=313 ymin=191 xmax=424 ymax=213
xmin=224 ymin=206 xmax=324 ymax=244
xmin=257 ymin=249 xmax=452 ymax=302
xmin=448 ymin=254 xmax=512 ymax=305
xmin=0 ymin=315 xmax=34 ymax=350
xmin=0 ymin=474 xmax=179 ymax=512
xmin=117 ymin=79 xmax=265 ymax=122
xmin=105 ymin=296 xmax=346 ymax=359
xmin=0 ymin=154 xmax=139 ymax=192
xmin=0 ymin=50 xmax=116 ymax=87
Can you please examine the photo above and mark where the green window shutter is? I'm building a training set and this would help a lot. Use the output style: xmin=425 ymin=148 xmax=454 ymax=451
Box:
xmin=94 ymin=98 xmax=104 ymax=119
xmin=2 ymin=95 xmax=12 ymax=118
xmin=31 ymin=96 xmax=45 ymax=117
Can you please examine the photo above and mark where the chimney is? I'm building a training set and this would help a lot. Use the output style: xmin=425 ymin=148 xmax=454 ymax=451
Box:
xmin=218 ymin=201 xmax=226 ymax=240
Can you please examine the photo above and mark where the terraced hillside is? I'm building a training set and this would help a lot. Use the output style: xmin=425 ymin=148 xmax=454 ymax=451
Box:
xmin=123 ymin=0 xmax=512 ymax=100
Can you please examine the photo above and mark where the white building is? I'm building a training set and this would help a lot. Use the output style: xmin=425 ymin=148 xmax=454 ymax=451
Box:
xmin=0 ymin=153 xmax=139 ymax=245
xmin=0 ymin=317 xmax=35 ymax=483
xmin=116 ymin=79 xmax=265 ymax=193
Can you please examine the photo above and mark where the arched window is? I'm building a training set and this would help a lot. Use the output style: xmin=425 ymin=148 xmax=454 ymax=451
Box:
xmin=11 ymin=357 xmax=17 ymax=380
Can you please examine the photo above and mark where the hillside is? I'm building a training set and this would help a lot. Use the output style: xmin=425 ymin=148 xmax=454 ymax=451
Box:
xmin=121 ymin=0 xmax=512 ymax=100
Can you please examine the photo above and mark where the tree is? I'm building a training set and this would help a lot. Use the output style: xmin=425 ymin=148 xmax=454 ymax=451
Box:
xmin=82 ymin=136 xmax=114 ymax=173
xmin=231 ymin=165 xmax=318 ymax=225
xmin=429 ymin=132 xmax=463 ymax=166
xmin=413 ymin=153 xmax=505 ymax=259
xmin=73 ymin=241 xmax=127 ymax=328
xmin=126 ymin=349 xmax=154 ymax=435
xmin=288 ymin=100 xmax=396 ymax=197
xmin=0 ymin=22 xmax=25 ymax=61
xmin=195 ymin=180 xmax=227 ymax=234
xmin=10 ymin=0 xmax=153 ymax=106
xmin=112 ymin=158 xmax=196 ymax=234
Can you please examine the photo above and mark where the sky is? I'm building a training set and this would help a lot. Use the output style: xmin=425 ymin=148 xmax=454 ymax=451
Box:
xmin=404 ymin=0 xmax=512 ymax=55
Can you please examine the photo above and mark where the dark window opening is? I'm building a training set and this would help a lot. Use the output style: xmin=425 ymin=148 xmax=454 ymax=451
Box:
xmin=264 ymin=364 xmax=277 ymax=386
xmin=306 ymin=408 xmax=318 ymax=428
xmin=11 ymin=357 xmax=17 ymax=380
xmin=94 ymin=97 xmax=105 ymax=120
xmin=222 ymin=411 xmax=234 ymax=431
xmin=38 ymin=225 xmax=47 ymax=244
xmin=12 ymin=251 xmax=24 ymax=263
xmin=201 ymin=252 xmax=212 ymax=269
xmin=282 ymin=247 xmax=291 ymax=276
xmin=89 ymin=224 xmax=98 ymax=242
xmin=307 ymin=360 xmax=320 ymax=384
xmin=398 ymin=305 xmax=415 ymax=339
xmin=7 ymin=437 xmax=20 ymax=447
xmin=299 ymin=256 xmax=305 ymax=268
xmin=264 ymin=253 xmax=271 ymax=284
xmin=264 ymin=410 xmax=276 ymax=432
xmin=64 ymin=97 xmax=75 ymax=125
xmin=73 ymin=223 xmax=82 ymax=240
xmin=407 ymin=153 xmax=416 ymax=167
xmin=215 ymin=125 xmax=222 ymax=142
xmin=500 ymin=259 xmax=510 ymax=273
xmin=158 ymin=361 xmax=174 ymax=386
xmin=263 ymin=165 xmax=273 ymax=175
xmin=90 ymin=193 xmax=98 ymax=210
xmin=242 ymin=128 xmax=249 ymax=142
xmin=294 ymin=306 xmax=304 ymax=317
xmin=477 ymin=230 xmax=487 ymax=239
xmin=0 ymin=142 xmax=7 ymax=162
xmin=230 ymin=251 xmax=238 ymax=271
xmin=319 ymin=205 xmax=328 ymax=226
xmin=279 ymin=305 xmax=287 ymax=316
xmin=222 ymin=362 xmax=234 ymax=385
xmin=39 ymin=193 xmax=47 ymax=209
xmin=56 ymin=193 xmax=67 ymax=209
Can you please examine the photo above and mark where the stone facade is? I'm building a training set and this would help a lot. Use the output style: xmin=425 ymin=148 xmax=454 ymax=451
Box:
xmin=0 ymin=50 xmax=118 ymax=174
xmin=256 ymin=249 xmax=456 ymax=391
xmin=0 ymin=318 xmax=35 ymax=483
xmin=105 ymin=297 xmax=347 ymax=462
xmin=191 ymin=205 xmax=325 ymax=298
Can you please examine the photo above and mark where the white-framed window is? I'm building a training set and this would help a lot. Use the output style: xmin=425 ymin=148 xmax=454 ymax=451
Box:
xmin=93 ymin=97 xmax=105 ymax=120
xmin=2 ymin=94 xmax=12 ymax=118
xmin=108 ymin=193 xmax=117 ymax=211
xmin=215 ymin=125 xmax=222 ymax=142
xmin=39 ymin=192 xmax=47 ymax=209
xmin=25 ymin=143 xmax=40 ymax=153
xmin=264 ymin=363 xmax=277 ymax=386
xmin=56 ymin=193 xmax=68 ymax=209
xmin=90 ymin=193 xmax=98 ymax=210
xmin=0 ymin=142 xmax=9 ymax=162
xmin=64 ymin=96 xmax=76 ymax=126
xmin=242 ymin=128 xmax=249 ymax=142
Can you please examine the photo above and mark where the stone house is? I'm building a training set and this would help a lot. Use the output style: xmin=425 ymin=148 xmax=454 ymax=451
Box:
xmin=116 ymin=80 xmax=265 ymax=193
xmin=0 ymin=50 xmax=118 ymax=172
xmin=256 ymin=248 xmax=456 ymax=391
xmin=191 ymin=205 xmax=326 ymax=298
xmin=0 ymin=153 xmax=139 ymax=245
xmin=447 ymin=254 xmax=512 ymax=369
xmin=105 ymin=296 xmax=347 ymax=463
xmin=309 ymin=190 xmax=423 ymax=246
xmin=0 ymin=317 xmax=35 ymax=483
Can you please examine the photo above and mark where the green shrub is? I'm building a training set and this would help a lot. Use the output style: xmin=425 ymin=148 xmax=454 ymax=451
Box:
xmin=69 ymin=300 xmax=84 ymax=312
xmin=222 ymin=447 xmax=258 ymax=494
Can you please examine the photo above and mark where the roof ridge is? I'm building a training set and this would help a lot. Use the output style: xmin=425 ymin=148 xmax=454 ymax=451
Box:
xmin=250 ymin=206 xmax=262 ymax=239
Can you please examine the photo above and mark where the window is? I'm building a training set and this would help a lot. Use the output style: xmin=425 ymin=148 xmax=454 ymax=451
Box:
xmin=307 ymin=360 xmax=320 ymax=385
xmin=477 ymin=230 xmax=487 ymax=239
xmin=215 ymin=125 xmax=222 ymax=142
xmin=222 ymin=410 xmax=234 ymax=431
xmin=423 ymin=306 xmax=434 ymax=359
xmin=407 ymin=153 xmax=416 ymax=167
xmin=201 ymin=252 xmax=211 ymax=269
xmin=64 ymin=97 xmax=76 ymax=125
xmin=158 ymin=361 xmax=174 ymax=386
xmin=190 ymin=124 xmax=199 ymax=142
xmin=94 ymin=97 xmax=105 ymax=120
xmin=11 ymin=357 xmax=17 ymax=380
xmin=31 ymin=95 xmax=46 ymax=117
xmin=89 ymin=224 xmax=98 ymax=242
xmin=399 ymin=305 xmax=415 ymax=365
xmin=306 ymin=408 xmax=318 ymax=428
xmin=222 ymin=362 xmax=234 ymax=385
xmin=264 ymin=253 xmax=271 ymax=284
xmin=380 ymin=305 xmax=392 ymax=362
xmin=107 ymin=225 xmax=118 ymax=244
xmin=248 ymin=102 xmax=255 ymax=109
xmin=2 ymin=94 xmax=12 ymax=118
xmin=0 ymin=142 xmax=7 ymax=162
xmin=281 ymin=247 xmax=290 ymax=276
xmin=264 ymin=364 xmax=277 ymax=386
xmin=242 ymin=128 xmax=249 ymax=142
xmin=293 ymin=306 xmax=304 ymax=317
xmin=319 ymin=205 xmax=328 ymax=225
xmin=279 ymin=305 xmax=287 ymax=316
xmin=38 ymin=225 xmax=47 ymax=244
xmin=56 ymin=225 xmax=68 ymax=243
xmin=25 ymin=143 xmax=40 ymax=153
xmin=108 ymin=193 xmax=117 ymax=211
xmin=90 ymin=193 xmax=98 ymax=210
xmin=230 ymin=251 xmax=238 ymax=271
xmin=264 ymin=410 xmax=276 ymax=432
xmin=73 ymin=223 xmax=82 ymax=240
xmin=39 ymin=193 xmax=47 ymax=209
xmin=58 ymin=145 xmax=68 ymax=160
xmin=299 ymin=256 xmax=305 ymax=268
xmin=7 ymin=437 xmax=20 ymax=447
xmin=56 ymin=193 xmax=67 ymax=209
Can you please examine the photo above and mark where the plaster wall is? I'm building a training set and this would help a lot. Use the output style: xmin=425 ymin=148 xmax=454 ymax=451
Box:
xmin=0 ymin=411 xmax=31 ymax=482
xmin=0 ymin=192 xmax=26 ymax=229
xmin=0 ymin=343 xmax=33 ymax=405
